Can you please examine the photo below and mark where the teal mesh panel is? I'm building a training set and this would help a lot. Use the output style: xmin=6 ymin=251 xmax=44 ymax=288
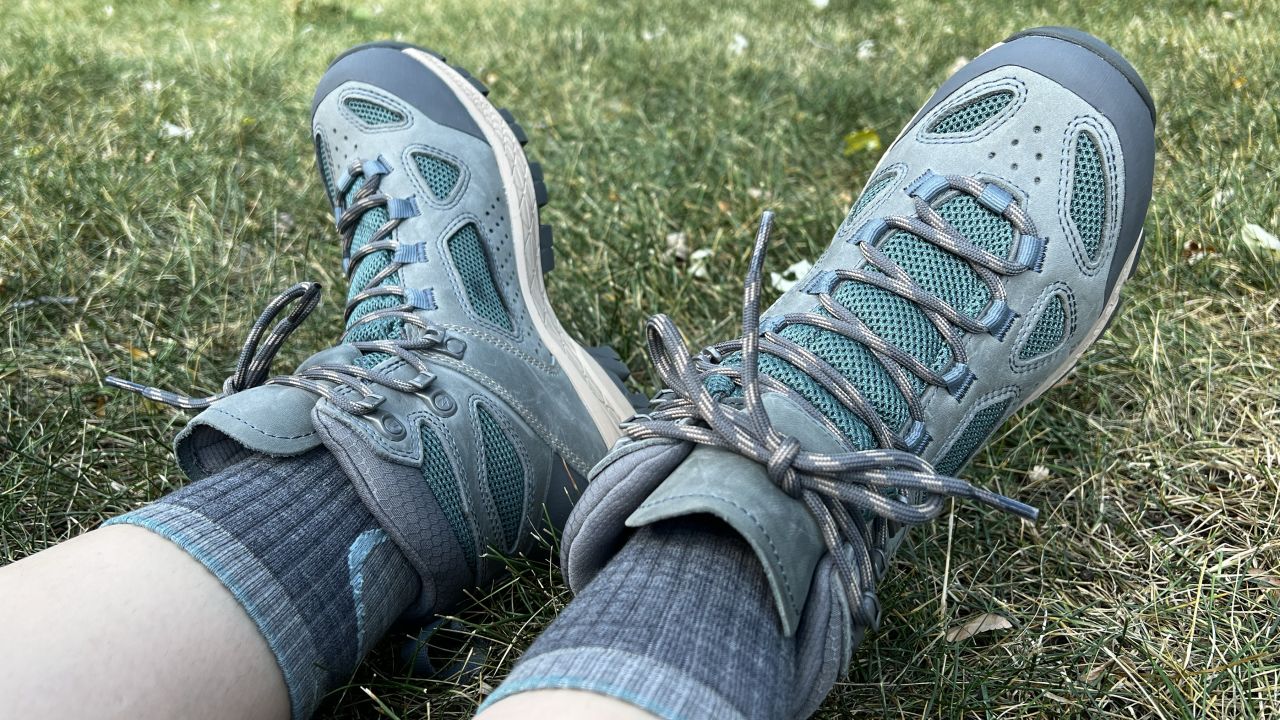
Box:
xmin=420 ymin=424 xmax=475 ymax=572
xmin=1071 ymin=133 xmax=1106 ymax=261
xmin=752 ymin=352 xmax=878 ymax=449
xmin=477 ymin=406 xmax=526 ymax=547
xmin=849 ymin=174 xmax=895 ymax=218
xmin=878 ymin=231 xmax=990 ymax=318
xmin=343 ymin=97 xmax=404 ymax=126
xmin=414 ymin=153 xmax=461 ymax=200
xmin=448 ymin=224 xmax=512 ymax=330
xmin=935 ymin=194 xmax=1016 ymax=256
xmin=1019 ymin=296 xmax=1067 ymax=360
xmin=343 ymin=178 xmax=402 ymax=368
xmin=753 ymin=194 xmax=1015 ymax=450
xmin=928 ymin=92 xmax=1014 ymax=134
xmin=933 ymin=398 xmax=1012 ymax=476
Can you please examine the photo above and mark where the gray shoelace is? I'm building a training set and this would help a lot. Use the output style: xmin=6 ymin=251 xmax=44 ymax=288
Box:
xmin=625 ymin=205 xmax=1039 ymax=631
xmin=107 ymin=158 xmax=452 ymax=415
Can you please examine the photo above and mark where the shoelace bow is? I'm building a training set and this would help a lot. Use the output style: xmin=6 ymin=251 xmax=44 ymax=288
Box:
xmin=107 ymin=158 xmax=452 ymax=416
xmin=626 ymin=193 xmax=1039 ymax=631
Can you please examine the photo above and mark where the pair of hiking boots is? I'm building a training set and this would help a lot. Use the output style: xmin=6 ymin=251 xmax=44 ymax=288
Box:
xmin=110 ymin=26 xmax=1155 ymax=684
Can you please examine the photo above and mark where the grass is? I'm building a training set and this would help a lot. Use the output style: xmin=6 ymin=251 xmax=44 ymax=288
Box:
xmin=1 ymin=0 xmax=1278 ymax=717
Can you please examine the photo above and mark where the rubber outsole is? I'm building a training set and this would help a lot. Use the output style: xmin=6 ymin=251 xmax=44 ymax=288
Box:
xmin=1001 ymin=26 xmax=1154 ymax=285
xmin=1004 ymin=26 xmax=1156 ymax=125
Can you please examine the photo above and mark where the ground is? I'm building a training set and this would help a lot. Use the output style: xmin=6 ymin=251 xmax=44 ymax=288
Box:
xmin=1 ymin=0 xmax=1277 ymax=717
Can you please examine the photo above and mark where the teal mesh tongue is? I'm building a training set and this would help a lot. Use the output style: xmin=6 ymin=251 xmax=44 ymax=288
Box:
xmin=344 ymin=178 xmax=404 ymax=369
xmin=749 ymin=194 xmax=1016 ymax=450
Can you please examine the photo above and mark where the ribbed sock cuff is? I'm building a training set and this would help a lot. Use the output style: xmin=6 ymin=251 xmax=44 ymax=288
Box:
xmin=482 ymin=518 xmax=795 ymax=720
xmin=483 ymin=646 xmax=747 ymax=720
xmin=107 ymin=449 xmax=416 ymax=719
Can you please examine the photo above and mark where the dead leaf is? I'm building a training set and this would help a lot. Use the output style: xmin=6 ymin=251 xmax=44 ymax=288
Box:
xmin=275 ymin=211 xmax=295 ymax=235
xmin=688 ymin=248 xmax=713 ymax=279
xmin=127 ymin=345 xmax=154 ymax=360
xmin=769 ymin=260 xmax=813 ymax=293
xmin=1080 ymin=661 xmax=1111 ymax=684
xmin=947 ymin=56 xmax=971 ymax=77
xmin=1182 ymin=238 xmax=1217 ymax=265
xmin=843 ymin=128 xmax=882 ymax=157
xmin=945 ymin=612 xmax=1013 ymax=642
xmin=665 ymin=231 xmax=690 ymax=261
xmin=1245 ymin=568 xmax=1280 ymax=588
xmin=1241 ymin=223 xmax=1280 ymax=253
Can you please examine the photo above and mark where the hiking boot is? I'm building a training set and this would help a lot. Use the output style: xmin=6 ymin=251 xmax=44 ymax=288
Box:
xmin=110 ymin=41 xmax=644 ymax=613
xmin=559 ymin=26 xmax=1155 ymax=717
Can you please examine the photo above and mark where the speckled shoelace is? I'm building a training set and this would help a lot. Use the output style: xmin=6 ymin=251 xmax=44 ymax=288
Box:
xmin=624 ymin=207 xmax=1039 ymax=630
xmin=107 ymin=158 xmax=457 ymax=416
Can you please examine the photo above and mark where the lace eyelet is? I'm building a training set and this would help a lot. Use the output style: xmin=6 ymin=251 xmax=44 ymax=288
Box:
xmin=378 ymin=414 xmax=407 ymax=440
xmin=429 ymin=390 xmax=457 ymax=417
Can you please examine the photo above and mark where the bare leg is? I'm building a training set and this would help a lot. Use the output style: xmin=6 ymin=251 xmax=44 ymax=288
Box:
xmin=0 ymin=524 xmax=289 ymax=720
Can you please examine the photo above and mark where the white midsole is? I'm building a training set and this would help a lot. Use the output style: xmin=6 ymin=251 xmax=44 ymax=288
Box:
xmin=403 ymin=49 xmax=633 ymax=446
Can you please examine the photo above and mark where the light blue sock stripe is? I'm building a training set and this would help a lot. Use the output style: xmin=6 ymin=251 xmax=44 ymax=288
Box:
xmin=106 ymin=506 xmax=321 ymax=719
xmin=480 ymin=647 xmax=748 ymax=720
xmin=347 ymin=528 xmax=389 ymax=662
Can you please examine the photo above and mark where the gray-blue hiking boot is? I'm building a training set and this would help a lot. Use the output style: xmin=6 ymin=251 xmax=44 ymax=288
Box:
xmin=109 ymin=41 xmax=644 ymax=614
xmin=559 ymin=27 xmax=1155 ymax=716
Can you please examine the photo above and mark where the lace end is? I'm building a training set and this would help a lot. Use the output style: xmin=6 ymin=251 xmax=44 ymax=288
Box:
xmin=104 ymin=375 xmax=219 ymax=411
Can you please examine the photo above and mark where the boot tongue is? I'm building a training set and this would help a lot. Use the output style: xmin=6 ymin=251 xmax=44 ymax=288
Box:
xmin=624 ymin=390 xmax=845 ymax=635
xmin=344 ymin=177 xmax=405 ymax=368
xmin=753 ymin=193 xmax=1017 ymax=450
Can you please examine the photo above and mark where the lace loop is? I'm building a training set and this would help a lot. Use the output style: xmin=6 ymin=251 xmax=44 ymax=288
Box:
xmin=106 ymin=282 xmax=323 ymax=410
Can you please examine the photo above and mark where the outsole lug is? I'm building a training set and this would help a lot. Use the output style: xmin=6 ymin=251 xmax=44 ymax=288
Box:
xmin=539 ymin=224 xmax=555 ymax=274
xmin=498 ymin=109 xmax=530 ymax=145
xmin=585 ymin=346 xmax=649 ymax=412
xmin=533 ymin=181 xmax=549 ymax=207
xmin=528 ymin=161 xmax=544 ymax=183
xmin=454 ymin=67 xmax=490 ymax=96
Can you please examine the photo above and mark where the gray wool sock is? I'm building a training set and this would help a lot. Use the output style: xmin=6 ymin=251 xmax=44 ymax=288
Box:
xmin=107 ymin=448 xmax=418 ymax=719
xmin=483 ymin=517 xmax=796 ymax=720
